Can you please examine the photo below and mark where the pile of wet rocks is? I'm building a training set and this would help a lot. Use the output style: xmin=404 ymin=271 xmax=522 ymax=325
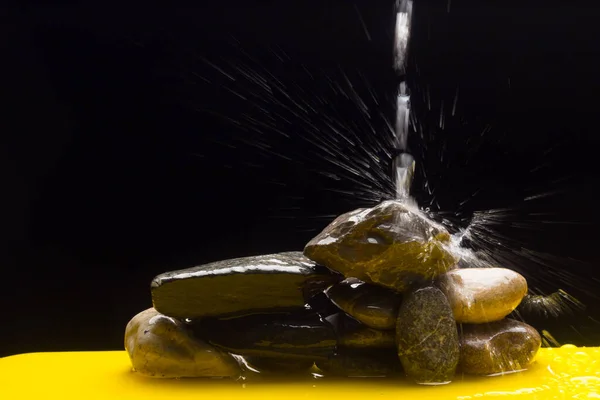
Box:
xmin=125 ymin=201 xmax=541 ymax=384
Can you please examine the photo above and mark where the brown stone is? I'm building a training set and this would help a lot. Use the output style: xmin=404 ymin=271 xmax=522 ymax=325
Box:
xmin=325 ymin=278 xmax=401 ymax=330
xmin=303 ymin=201 xmax=458 ymax=292
xmin=124 ymin=308 xmax=241 ymax=378
xmin=437 ymin=267 xmax=528 ymax=323
xmin=459 ymin=318 xmax=541 ymax=375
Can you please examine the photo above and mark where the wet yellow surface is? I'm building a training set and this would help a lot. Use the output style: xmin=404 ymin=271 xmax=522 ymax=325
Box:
xmin=1 ymin=346 xmax=599 ymax=399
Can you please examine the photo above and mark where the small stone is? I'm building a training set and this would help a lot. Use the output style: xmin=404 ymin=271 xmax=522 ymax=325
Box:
xmin=124 ymin=308 xmax=241 ymax=378
xmin=304 ymin=201 xmax=458 ymax=292
xmin=316 ymin=349 xmax=402 ymax=377
xmin=396 ymin=286 xmax=459 ymax=384
xmin=151 ymin=251 xmax=339 ymax=319
xmin=459 ymin=318 xmax=542 ymax=375
xmin=326 ymin=312 xmax=396 ymax=349
xmin=437 ymin=267 xmax=528 ymax=323
xmin=306 ymin=291 xmax=343 ymax=319
xmin=515 ymin=290 xmax=584 ymax=319
xmin=194 ymin=309 xmax=336 ymax=360
xmin=325 ymin=278 xmax=401 ymax=330
xmin=244 ymin=357 xmax=315 ymax=374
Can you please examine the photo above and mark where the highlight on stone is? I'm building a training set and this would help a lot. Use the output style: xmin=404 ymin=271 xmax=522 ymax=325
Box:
xmin=124 ymin=200 xmax=542 ymax=385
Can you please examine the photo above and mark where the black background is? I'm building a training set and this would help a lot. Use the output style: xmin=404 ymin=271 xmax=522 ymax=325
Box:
xmin=1 ymin=1 xmax=599 ymax=357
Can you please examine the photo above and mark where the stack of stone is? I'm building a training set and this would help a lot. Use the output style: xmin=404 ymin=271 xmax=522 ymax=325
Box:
xmin=125 ymin=200 xmax=541 ymax=384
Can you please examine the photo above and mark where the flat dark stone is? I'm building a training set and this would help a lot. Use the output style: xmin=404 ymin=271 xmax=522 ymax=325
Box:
xmin=244 ymin=357 xmax=315 ymax=374
xmin=396 ymin=286 xmax=459 ymax=384
xmin=194 ymin=309 xmax=337 ymax=360
xmin=326 ymin=312 xmax=396 ymax=349
xmin=304 ymin=201 xmax=458 ymax=292
xmin=316 ymin=349 xmax=402 ymax=377
xmin=151 ymin=251 xmax=340 ymax=319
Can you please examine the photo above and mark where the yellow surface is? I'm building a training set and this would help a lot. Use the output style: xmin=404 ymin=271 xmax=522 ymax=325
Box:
xmin=1 ymin=346 xmax=600 ymax=399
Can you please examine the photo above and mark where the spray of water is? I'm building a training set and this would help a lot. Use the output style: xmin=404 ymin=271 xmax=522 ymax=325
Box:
xmin=142 ymin=2 xmax=599 ymax=346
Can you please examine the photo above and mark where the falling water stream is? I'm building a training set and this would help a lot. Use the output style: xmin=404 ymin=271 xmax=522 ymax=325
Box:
xmin=392 ymin=1 xmax=416 ymax=203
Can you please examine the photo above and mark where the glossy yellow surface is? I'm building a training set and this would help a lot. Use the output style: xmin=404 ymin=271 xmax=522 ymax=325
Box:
xmin=1 ymin=346 xmax=600 ymax=399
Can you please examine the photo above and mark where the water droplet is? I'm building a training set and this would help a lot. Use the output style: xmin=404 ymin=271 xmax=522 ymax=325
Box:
xmin=561 ymin=344 xmax=578 ymax=350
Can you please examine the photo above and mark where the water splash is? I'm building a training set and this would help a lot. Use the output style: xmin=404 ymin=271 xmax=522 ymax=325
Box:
xmin=393 ymin=152 xmax=415 ymax=203
xmin=149 ymin=5 xmax=597 ymax=346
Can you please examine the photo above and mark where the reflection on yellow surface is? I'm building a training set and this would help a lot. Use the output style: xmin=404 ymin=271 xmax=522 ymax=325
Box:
xmin=1 ymin=345 xmax=599 ymax=399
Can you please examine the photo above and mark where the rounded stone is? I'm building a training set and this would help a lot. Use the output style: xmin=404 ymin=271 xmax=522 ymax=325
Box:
xmin=124 ymin=308 xmax=241 ymax=378
xmin=325 ymin=278 xmax=401 ymax=330
xmin=437 ymin=267 xmax=528 ymax=324
xmin=396 ymin=286 xmax=459 ymax=384
xmin=304 ymin=201 xmax=459 ymax=292
xmin=459 ymin=318 xmax=541 ymax=375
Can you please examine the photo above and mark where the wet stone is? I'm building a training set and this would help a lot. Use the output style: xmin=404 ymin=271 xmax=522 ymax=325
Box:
xmin=124 ymin=308 xmax=241 ymax=378
xmin=338 ymin=325 xmax=396 ymax=350
xmin=316 ymin=349 xmax=402 ymax=378
xmin=396 ymin=286 xmax=460 ymax=385
xmin=304 ymin=201 xmax=458 ymax=292
xmin=151 ymin=251 xmax=340 ymax=319
xmin=194 ymin=309 xmax=337 ymax=361
xmin=325 ymin=278 xmax=401 ymax=330
xmin=459 ymin=318 xmax=542 ymax=375
xmin=306 ymin=291 xmax=343 ymax=319
xmin=515 ymin=290 xmax=583 ymax=319
xmin=326 ymin=312 xmax=396 ymax=349
xmin=244 ymin=357 xmax=315 ymax=374
xmin=437 ymin=267 xmax=528 ymax=324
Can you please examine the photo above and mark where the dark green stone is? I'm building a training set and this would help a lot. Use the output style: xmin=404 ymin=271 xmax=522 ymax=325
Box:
xmin=194 ymin=310 xmax=337 ymax=360
xmin=325 ymin=278 xmax=401 ymax=330
xmin=151 ymin=252 xmax=339 ymax=319
xmin=316 ymin=349 xmax=402 ymax=377
xmin=303 ymin=201 xmax=458 ymax=292
xmin=396 ymin=286 xmax=459 ymax=384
